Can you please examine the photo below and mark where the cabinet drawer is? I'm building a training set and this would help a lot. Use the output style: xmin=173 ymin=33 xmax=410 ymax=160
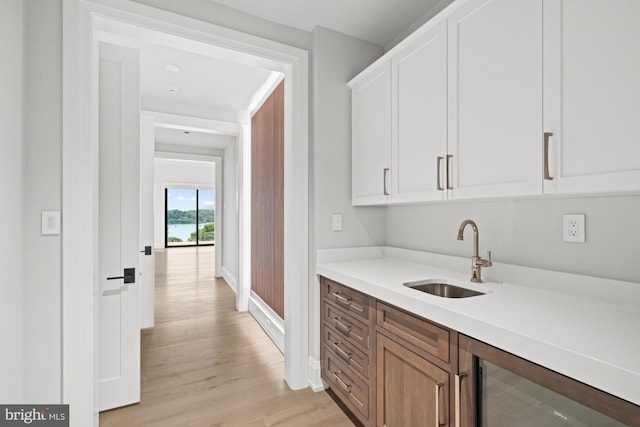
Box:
xmin=324 ymin=325 xmax=370 ymax=379
xmin=324 ymin=302 xmax=370 ymax=349
xmin=377 ymin=301 xmax=449 ymax=362
xmin=322 ymin=278 xmax=369 ymax=320
xmin=324 ymin=349 xmax=369 ymax=421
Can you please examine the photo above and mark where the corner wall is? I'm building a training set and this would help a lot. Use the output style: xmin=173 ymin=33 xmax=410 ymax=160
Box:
xmin=23 ymin=0 xmax=63 ymax=403
xmin=131 ymin=0 xmax=310 ymax=50
xmin=0 ymin=0 xmax=25 ymax=403
xmin=309 ymin=26 xmax=385 ymax=387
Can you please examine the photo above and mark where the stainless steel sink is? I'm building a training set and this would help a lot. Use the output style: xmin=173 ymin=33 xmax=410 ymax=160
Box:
xmin=403 ymin=280 xmax=485 ymax=298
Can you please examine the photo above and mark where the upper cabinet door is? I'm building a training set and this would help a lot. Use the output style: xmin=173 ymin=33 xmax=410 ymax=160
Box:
xmin=448 ymin=0 xmax=543 ymax=199
xmin=351 ymin=61 xmax=392 ymax=205
xmin=543 ymin=0 xmax=640 ymax=194
xmin=392 ymin=21 xmax=448 ymax=203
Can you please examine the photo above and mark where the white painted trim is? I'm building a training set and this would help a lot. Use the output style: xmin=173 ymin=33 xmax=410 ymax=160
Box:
xmin=220 ymin=266 xmax=237 ymax=293
xmin=282 ymin=69 xmax=310 ymax=389
xmin=308 ymin=357 xmax=326 ymax=392
xmin=62 ymin=1 xmax=97 ymax=424
xmin=215 ymin=157 xmax=223 ymax=277
xmin=142 ymin=110 xmax=241 ymax=136
xmin=63 ymin=2 xmax=310 ymax=423
xmin=248 ymin=292 xmax=285 ymax=354
xmin=237 ymin=124 xmax=251 ymax=314
xmin=154 ymin=152 xmax=220 ymax=163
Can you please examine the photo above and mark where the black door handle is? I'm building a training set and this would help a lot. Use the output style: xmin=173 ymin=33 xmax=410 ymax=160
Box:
xmin=140 ymin=246 xmax=152 ymax=256
xmin=107 ymin=267 xmax=135 ymax=284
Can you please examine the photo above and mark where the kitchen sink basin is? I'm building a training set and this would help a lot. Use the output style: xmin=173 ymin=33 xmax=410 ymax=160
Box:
xmin=403 ymin=280 xmax=485 ymax=298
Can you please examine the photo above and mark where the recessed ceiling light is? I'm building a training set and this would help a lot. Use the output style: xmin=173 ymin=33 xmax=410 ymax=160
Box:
xmin=165 ymin=63 xmax=181 ymax=73
xmin=167 ymin=85 xmax=179 ymax=94
xmin=183 ymin=131 xmax=190 ymax=135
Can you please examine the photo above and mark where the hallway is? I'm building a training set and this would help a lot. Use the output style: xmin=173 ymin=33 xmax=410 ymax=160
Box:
xmin=99 ymin=246 xmax=352 ymax=426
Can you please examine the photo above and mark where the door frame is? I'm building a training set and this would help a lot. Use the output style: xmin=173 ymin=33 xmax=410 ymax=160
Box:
xmin=62 ymin=0 xmax=310 ymax=424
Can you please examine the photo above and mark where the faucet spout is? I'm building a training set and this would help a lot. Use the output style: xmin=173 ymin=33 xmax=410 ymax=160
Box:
xmin=457 ymin=219 xmax=492 ymax=283
xmin=457 ymin=219 xmax=479 ymax=256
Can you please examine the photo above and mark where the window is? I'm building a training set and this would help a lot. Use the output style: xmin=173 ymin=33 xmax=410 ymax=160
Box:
xmin=165 ymin=188 xmax=215 ymax=247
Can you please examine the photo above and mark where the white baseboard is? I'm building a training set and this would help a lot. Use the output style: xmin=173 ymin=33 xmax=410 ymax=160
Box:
xmin=248 ymin=292 xmax=284 ymax=354
xmin=221 ymin=266 xmax=237 ymax=293
xmin=308 ymin=357 xmax=326 ymax=392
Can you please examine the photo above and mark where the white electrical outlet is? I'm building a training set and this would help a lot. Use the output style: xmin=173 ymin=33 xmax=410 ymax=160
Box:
xmin=332 ymin=214 xmax=343 ymax=232
xmin=563 ymin=214 xmax=585 ymax=243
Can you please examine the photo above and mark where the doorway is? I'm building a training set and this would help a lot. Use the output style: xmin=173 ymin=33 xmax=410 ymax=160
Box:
xmin=62 ymin=1 xmax=309 ymax=422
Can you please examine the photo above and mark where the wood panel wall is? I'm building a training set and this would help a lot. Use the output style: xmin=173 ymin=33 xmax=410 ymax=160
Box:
xmin=251 ymin=80 xmax=284 ymax=319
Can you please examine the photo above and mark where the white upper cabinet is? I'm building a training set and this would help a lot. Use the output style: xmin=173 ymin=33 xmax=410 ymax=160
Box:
xmin=351 ymin=61 xmax=392 ymax=205
xmin=349 ymin=0 xmax=640 ymax=206
xmin=447 ymin=0 xmax=543 ymax=199
xmin=543 ymin=0 xmax=640 ymax=194
xmin=392 ymin=21 xmax=448 ymax=202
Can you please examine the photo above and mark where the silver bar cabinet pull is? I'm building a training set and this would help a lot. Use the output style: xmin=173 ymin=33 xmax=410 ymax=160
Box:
xmin=446 ymin=154 xmax=454 ymax=190
xmin=437 ymin=156 xmax=444 ymax=190
xmin=435 ymin=382 xmax=446 ymax=426
xmin=383 ymin=168 xmax=390 ymax=195
xmin=455 ymin=372 xmax=467 ymax=427
xmin=544 ymin=132 xmax=554 ymax=180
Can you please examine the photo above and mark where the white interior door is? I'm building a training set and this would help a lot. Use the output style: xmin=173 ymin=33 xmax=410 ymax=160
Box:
xmin=98 ymin=42 xmax=141 ymax=412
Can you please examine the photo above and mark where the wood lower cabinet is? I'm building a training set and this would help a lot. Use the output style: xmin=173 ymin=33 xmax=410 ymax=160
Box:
xmin=321 ymin=277 xmax=375 ymax=425
xmin=321 ymin=277 xmax=456 ymax=427
xmin=377 ymin=334 xmax=449 ymax=427
xmin=320 ymin=276 xmax=640 ymax=426
xmin=375 ymin=302 xmax=455 ymax=427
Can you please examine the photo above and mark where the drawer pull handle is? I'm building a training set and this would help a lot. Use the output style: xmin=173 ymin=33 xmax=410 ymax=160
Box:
xmin=436 ymin=382 xmax=446 ymax=426
xmin=332 ymin=291 xmax=352 ymax=305
xmin=333 ymin=341 xmax=352 ymax=360
xmin=332 ymin=291 xmax=364 ymax=313
xmin=333 ymin=317 xmax=352 ymax=334
xmin=333 ymin=371 xmax=351 ymax=392
xmin=350 ymin=392 xmax=364 ymax=407
xmin=455 ymin=372 xmax=468 ymax=427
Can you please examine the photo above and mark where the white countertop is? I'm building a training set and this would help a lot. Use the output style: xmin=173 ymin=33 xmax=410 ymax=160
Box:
xmin=316 ymin=246 xmax=640 ymax=406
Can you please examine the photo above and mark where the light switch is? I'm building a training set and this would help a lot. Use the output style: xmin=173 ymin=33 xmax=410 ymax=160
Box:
xmin=332 ymin=214 xmax=343 ymax=232
xmin=42 ymin=211 xmax=61 ymax=235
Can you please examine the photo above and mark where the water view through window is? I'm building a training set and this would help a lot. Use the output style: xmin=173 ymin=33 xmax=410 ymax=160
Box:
xmin=165 ymin=188 xmax=215 ymax=247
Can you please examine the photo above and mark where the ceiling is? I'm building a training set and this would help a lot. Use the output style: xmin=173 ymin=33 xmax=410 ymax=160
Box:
xmin=139 ymin=43 xmax=276 ymax=120
xmin=209 ymin=0 xmax=446 ymax=46
xmin=96 ymin=17 xmax=281 ymax=152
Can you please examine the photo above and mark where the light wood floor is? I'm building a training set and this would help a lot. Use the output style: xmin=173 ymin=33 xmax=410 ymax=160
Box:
xmin=100 ymin=246 xmax=353 ymax=427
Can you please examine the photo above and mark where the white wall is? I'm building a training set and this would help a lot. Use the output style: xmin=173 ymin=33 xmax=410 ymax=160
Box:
xmin=23 ymin=0 xmax=63 ymax=403
xmin=222 ymin=142 xmax=239 ymax=289
xmin=386 ymin=195 xmax=640 ymax=283
xmin=131 ymin=0 xmax=310 ymax=50
xmin=154 ymin=158 xmax=216 ymax=248
xmin=311 ymin=27 xmax=386 ymax=251
xmin=1 ymin=0 xmax=63 ymax=405
xmin=308 ymin=26 xmax=385 ymax=384
xmin=0 ymin=0 xmax=25 ymax=403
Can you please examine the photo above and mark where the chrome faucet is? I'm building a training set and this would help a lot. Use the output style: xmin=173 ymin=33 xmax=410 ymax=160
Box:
xmin=457 ymin=219 xmax=492 ymax=283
